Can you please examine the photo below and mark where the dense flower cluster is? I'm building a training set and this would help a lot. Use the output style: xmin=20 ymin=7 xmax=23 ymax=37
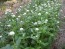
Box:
xmin=0 ymin=0 xmax=61 ymax=49
xmin=8 ymin=31 xmax=15 ymax=36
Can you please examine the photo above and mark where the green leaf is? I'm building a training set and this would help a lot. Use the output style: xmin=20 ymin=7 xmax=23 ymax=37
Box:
xmin=1 ymin=44 xmax=13 ymax=49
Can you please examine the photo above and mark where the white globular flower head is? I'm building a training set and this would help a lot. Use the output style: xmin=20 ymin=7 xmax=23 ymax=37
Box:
xmin=57 ymin=21 xmax=59 ymax=23
xmin=33 ymin=22 xmax=38 ymax=25
xmin=38 ymin=13 xmax=41 ymax=16
xmin=46 ymin=12 xmax=48 ymax=14
xmin=18 ymin=16 xmax=21 ymax=18
xmin=18 ymin=8 xmax=21 ymax=11
xmin=38 ymin=21 xmax=42 ymax=24
xmin=7 ymin=24 xmax=11 ymax=27
xmin=20 ymin=21 xmax=23 ymax=23
xmin=23 ymin=13 xmax=26 ymax=15
xmin=35 ymin=28 xmax=39 ymax=31
xmin=44 ymin=19 xmax=48 ymax=23
xmin=8 ymin=31 xmax=15 ymax=36
xmin=12 ymin=14 xmax=16 ymax=18
xmin=26 ymin=10 xmax=29 ymax=12
xmin=20 ymin=28 xmax=24 ymax=31
xmin=20 ymin=6 xmax=22 ymax=8
xmin=0 ymin=35 xmax=2 ymax=38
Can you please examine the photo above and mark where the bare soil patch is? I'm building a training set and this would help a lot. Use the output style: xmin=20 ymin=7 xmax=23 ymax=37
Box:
xmin=0 ymin=0 xmax=31 ymax=17
xmin=52 ymin=0 xmax=65 ymax=49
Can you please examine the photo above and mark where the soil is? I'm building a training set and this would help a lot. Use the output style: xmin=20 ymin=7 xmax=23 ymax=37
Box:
xmin=0 ymin=0 xmax=31 ymax=17
xmin=52 ymin=0 xmax=65 ymax=49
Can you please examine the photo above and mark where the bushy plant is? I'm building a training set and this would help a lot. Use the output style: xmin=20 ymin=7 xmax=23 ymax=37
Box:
xmin=0 ymin=0 xmax=61 ymax=49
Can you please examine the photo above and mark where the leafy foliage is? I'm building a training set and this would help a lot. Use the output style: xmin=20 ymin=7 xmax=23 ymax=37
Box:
xmin=0 ymin=0 xmax=61 ymax=49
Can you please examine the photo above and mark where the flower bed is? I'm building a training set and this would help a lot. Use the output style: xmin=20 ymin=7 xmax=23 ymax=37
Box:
xmin=0 ymin=0 xmax=61 ymax=49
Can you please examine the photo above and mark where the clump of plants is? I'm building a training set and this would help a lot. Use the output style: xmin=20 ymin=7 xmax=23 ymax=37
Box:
xmin=0 ymin=0 xmax=61 ymax=49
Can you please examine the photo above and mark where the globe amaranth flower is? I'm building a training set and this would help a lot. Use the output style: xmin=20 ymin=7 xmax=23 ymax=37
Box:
xmin=0 ymin=35 xmax=2 ymax=38
xmin=8 ymin=31 xmax=15 ymax=36
xmin=57 ymin=21 xmax=59 ymax=23
xmin=33 ymin=22 xmax=38 ymax=25
xmin=35 ymin=28 xmax=39 ymax=31
xmin=23 ymin=13 xmax=26 ymax=15
xmin=20 ymin=28 xmax=24 ymax=31
xmin=18 ymin=16 xmax=21 ymax=17
xmin=7 ymin=24 xmax=11 ymax=27
xmin=44 ymin=19 xmax=48 ymax=23
xmin=38 ymin=13 xmax=41 ymax=16
xmin=11 ymin=14 xmax=16 ymax=17
xmin=26 ymin=10 xmax=29 ymax=12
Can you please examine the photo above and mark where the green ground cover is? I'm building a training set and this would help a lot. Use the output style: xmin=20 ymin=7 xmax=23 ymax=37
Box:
xmin=0 ymin=0 xmax=61 ymax=49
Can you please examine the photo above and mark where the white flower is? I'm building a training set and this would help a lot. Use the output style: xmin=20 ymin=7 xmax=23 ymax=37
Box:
xmin=12 ymin=15 xmax=15 ymax=17
xmin=33 ymin=22 xmax=37 ymax=25
xmin=64 ymin=16 xmax=65 ymax=17
xmin=46 ymin=12 xmax=48 ymax=14
xmin=8 ymin=31 xmax=15 ymax=36
xmin=7 ymin=25 xmax=11 ymax=27
xmin=20 ymin=21 xmax=23 ymax=23
xmin=35 ymin=28 xmax=39 ymax=31
xmin=0 ymin=35 xmax=2 ymax=38
xmin=44 ymin=19 xmax=48 ymax=23
xmin=38 ymin=21 xmax=42 ymax=24
xmin=35 ymin=4 xmax=37 ymax=7
xmin=20 ymin=6 xmax=22 ymax=8
xmin=18 ymin=8 xmax=21 ymax=11
xmin=38 ymin=13 xmax=41 ymax=16
xmin=18 ymin=16 xmax=21 ymax=17
xmin=57 ymin=21 xmax=59 ymax=23
xmin=20 ymin=28 xmax=24 ymax=31
xmin=26 ymin=10 xmax=29 ymax=12
xmin=23 ymin=13 xmax=26 ymax=15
